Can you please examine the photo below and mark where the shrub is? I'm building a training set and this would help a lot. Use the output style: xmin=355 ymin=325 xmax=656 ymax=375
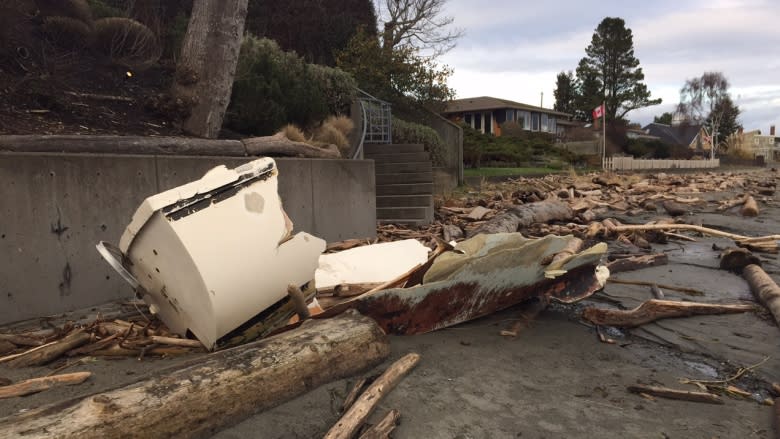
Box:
xmin=392 ymin=117 xmax=446 ymax=166
xmin=42 ymin=16 xmax=92 ymax=49
xmin=92 ymin=17 xmax=160 ymax=70
xmin=85 ymin=0 xmax=125 ymax=19
xmin=226 ymin=35 xmax=357 ymax=136
xmin=38 ymin=0 xmax=93 ymax=26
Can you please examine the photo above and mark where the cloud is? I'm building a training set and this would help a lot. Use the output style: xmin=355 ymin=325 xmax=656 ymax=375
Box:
xmin=440 ymin=0 xmax=780 ymax=129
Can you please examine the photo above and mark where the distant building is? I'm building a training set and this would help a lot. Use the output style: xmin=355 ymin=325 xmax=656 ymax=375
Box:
xmin=728 ymin=126 xmax=779 ymax=161
xmin=642 ymin=123 xmax=707 ymax=152
xmin=441 ymin=96 xmax=570 ymax=137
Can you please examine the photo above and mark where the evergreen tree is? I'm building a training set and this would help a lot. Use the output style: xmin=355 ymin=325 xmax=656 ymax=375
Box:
xmin=553 ymin=71 xmax=578 ymax=116
xmin=576 ymin=17 xmax=661 ymax=122
xmin=653 ymin=112 xmax=673 ymax=124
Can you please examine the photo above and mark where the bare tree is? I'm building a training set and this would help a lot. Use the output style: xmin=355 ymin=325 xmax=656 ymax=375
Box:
xmin=172 ymin=0 xmax=249 ymax=138
xmin=677 ymin=72 xmax=732 ymax=159
xmin=377 ymin=0 xmax=464 ymax=57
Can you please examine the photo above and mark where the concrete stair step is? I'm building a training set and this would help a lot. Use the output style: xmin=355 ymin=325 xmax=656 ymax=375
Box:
xmin=376 ymin=182 xmax=433 ymax=196
xmin=364 ymin=144 xmax=425 ymax=154
xmin=377 ymin=195 xmax=432 ymax=208
xmin=377 ymin=218 xmax=431 ymax=226
xmin=377 ymin=206 xmax=432 ymax=221
xmin=375 ymin=162 xmax=432 ymax=174
xmin=376 ymin=172 xmax=433 ymax=185
xmin=365 ymin=152 xmax=430 ymax=163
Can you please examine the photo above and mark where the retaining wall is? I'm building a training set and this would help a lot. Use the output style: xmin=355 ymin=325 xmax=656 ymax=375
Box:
xmin=0 ymin=141 xmax=375 ymax=324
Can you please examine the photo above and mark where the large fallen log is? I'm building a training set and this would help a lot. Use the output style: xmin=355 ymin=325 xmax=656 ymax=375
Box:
xmin=0 ymin=311 xmax=389 ymax=439
xmin=242 ymin=133 xmax=341 ymax=158
xmin=582 ymin=299 xmax=755 ymax=328
xmin=324 ymin=353 xmax=420 ymax=439
xmin=742 ymin=264 xmax=780 ymax=326
xmin=467 ymin=200 xmax=573 ymax=237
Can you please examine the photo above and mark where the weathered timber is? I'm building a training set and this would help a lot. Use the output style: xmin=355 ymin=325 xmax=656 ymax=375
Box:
xmin=0 ymin=372 xmax=91 ymax=399
xmin=0 ymin=333 xmax=44 ymax=347
xmin=342 ymin=377 xmax=370 ymax=413
xmin=0 ymin=341 xmax=15 ymax=356
xmin=607 ymin=278 xmax=704 ymax=296
xmin=742 ymin=264 xmax=780 ymax=326
xmin=662 ymin=200 xmax=687 ymax=217
xmin=719 ymin=247 xmax=762 ymax=272
xmin=324 ymin=353 xmax=420 ymax=439
xmin=0 ymin=135 xmax=245 ymax=156
xmin=148 ymin=336 xmax=204 ymax=349
xmin=242 ymin=133 xmax=340 ymax=158
xmin=582 ymin=299 xmax=755 ymax=328
xmin=358 ymin=409 xmax=401 ymax=439
xmin=741 ymin=195 xmax=759 ymax=217
xmin=467 ymin=200 xmax=573 ymax=237
xmin=7 ymin=331 xmax=91 ymax=368
xmin=606 ymin=253 xmax=669 ymax=274
xmin=627 ymin=385 xmax=723 ymax=404
xmin=0 ymin=311 xmax=389 ymax=439
xmin=612 ymin=224 xmax=780 ymax=243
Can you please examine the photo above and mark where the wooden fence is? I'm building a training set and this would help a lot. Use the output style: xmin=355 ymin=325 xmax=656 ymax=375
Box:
xmin=603 ymin=157 xmax=719 ymax=171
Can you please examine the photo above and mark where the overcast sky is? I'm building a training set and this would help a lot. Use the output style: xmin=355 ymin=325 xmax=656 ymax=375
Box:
xmin=438 ymin=0 xmax=780 ymax=130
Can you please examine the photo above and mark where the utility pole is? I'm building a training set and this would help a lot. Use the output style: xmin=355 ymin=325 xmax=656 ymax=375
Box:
xmin=540 ymin=92 xmax=543 ymax=108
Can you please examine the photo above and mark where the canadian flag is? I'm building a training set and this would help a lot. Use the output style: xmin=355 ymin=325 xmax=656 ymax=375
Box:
xmin=592 ymin=104 xmax=605 ymax=120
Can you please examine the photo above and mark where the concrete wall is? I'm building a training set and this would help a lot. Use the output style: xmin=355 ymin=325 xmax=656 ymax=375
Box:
xmin=0 ymin=152 xmax=375 ymax=324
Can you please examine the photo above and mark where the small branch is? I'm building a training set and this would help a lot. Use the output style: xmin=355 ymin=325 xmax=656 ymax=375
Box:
xmin=358 ymin=409 xmax=401 ymax=439
xmin=149 ymin=336 xmax=204 ymax=349
xmin=608 ymin=278 xmax=704 ymax=296
xmin=0 ymin=372 xmax=92 ymax=399
xmin=323 ymin=353 xmax=420 ymax=439
xmin=627 ymin=384 xmax=723 ymax=404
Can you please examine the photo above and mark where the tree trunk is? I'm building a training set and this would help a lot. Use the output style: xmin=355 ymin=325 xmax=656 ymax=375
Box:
xmin=0 ymin=311 xmax=389 ymax=439
xmin=467 ymin=200 xmax=573 ymax=237
xmin=742 ymin=264 xmax=780 ymax=326
xmin=173 ymin=0 xmax=249 ymax=138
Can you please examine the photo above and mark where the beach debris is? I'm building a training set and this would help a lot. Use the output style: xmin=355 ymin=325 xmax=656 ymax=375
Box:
xmin=324 ymin=353 xmax=420 ymax=439
xmin=582 ymin=299 xmax=755 ymax=328
xmin=627 ymin=384 xmax=724 ymax=404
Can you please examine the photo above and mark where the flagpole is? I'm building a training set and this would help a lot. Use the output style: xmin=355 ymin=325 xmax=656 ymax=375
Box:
xmin=602 ymin=101 xmax=606 ymax=168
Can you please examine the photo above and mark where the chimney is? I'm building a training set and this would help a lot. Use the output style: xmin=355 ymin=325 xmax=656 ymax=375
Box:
xmin=771 ymin=125 xmax=776 ymax=136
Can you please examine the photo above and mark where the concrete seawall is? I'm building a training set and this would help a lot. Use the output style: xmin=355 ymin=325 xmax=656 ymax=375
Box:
xmin=0 ymin=149 xmax=375 ymax=324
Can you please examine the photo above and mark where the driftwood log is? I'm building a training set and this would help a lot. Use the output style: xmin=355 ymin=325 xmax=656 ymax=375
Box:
xmin=242 ymin=133 xmax=340 ymax=158
xmin=0 ymin=372 xmax=92 ymax=399
xmin=7 ymin=331 xmax=91 ymax=368
xmin=606 ymin=253 xmax=669 ymax=274
xmin=582 ymin=299 xmax=755 ymax=328
xmin=324 ymin=353 xmax=420 ymax=439
xmin=0 ymin=135 xmax=245 ymax=156
xmin=467 ymin=200 xmax=573 ymax=237
xmin=358 ymin=409 xmax=401 ymax=439
xmin=742 ymin=264 xmax=780 ymax=326
xmin=0 ymin=311 xmax=389 ymax=439
xmin=627 ymin=384 xmax=723 ymax=404
xmin=741 ymin=195 xmax=759 ymax=217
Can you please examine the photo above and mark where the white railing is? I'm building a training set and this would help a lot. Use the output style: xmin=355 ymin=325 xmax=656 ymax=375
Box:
xmin=603 ymin=157 xmax=720 ymax=171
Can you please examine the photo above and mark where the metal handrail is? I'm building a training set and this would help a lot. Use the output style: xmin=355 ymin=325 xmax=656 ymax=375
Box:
xmin=352 ymin=98 xmax=368 ymax=160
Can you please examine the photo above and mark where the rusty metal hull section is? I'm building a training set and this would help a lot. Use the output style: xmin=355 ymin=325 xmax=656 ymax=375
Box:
xmin=350 ymin=264 xmax=603 ymax=334
xmin=320 ymin=234 xmax=608 ymax=335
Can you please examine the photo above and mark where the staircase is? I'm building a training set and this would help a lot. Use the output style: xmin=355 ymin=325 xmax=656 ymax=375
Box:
xmin=364 ymin=144 xmax=434 ymax=226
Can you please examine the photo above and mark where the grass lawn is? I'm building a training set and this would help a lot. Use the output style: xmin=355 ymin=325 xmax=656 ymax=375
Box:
xmin=464 ymin=167 xmax=561 ymax=177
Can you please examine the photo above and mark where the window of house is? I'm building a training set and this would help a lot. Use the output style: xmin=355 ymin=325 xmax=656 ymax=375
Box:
xmin=506 ymin=109 xmax=514 ymax=123
xmin=474 ymin=113 xmax=482 ymax=131
xmin=531 ymin=113 xmax=540 ymax=131
xmin=464 ymin=114 xmax=472 ymax=126
xmin=485 ymin=112 xmax=493 ymax=135
xmin=549 ymin=117 xmax=556 ymax=133
xmin=541 ymin=114 xmax=549 ymax=132
xmin=517 ymin=111 xmax=530 ymax=130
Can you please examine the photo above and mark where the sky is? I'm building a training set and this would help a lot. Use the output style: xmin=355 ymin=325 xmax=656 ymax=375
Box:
xmin=437 ymin=0 xmax=780 ymax=131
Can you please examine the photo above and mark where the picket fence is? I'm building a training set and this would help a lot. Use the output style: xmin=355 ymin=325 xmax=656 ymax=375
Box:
xmin=603 ymin=157 xmax=720 ymax=171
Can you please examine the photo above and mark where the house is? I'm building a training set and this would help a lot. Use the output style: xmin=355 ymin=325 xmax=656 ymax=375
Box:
xmin=442 ymin=96 xmax=570 ymax=137
xmin=727 ymin=126 xmax=779 ymax=161
xmin=642 ymin=122 xmax=707 ymax=152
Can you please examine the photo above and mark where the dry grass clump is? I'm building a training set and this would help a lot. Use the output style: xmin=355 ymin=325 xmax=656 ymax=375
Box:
xmin=278 ymin=124 xmax=306 ymax=142
xmin=314 ymin=123 xmax=349 ymax=151
xmin=325 ymin=115 xmax=354 ymax=137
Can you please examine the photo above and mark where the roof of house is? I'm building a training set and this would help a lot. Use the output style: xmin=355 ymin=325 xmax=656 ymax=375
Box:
xmin=443 ymin=96 xmax=570 ymax=117
xmin=643 ymin=123 xmax=701 ymax=146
